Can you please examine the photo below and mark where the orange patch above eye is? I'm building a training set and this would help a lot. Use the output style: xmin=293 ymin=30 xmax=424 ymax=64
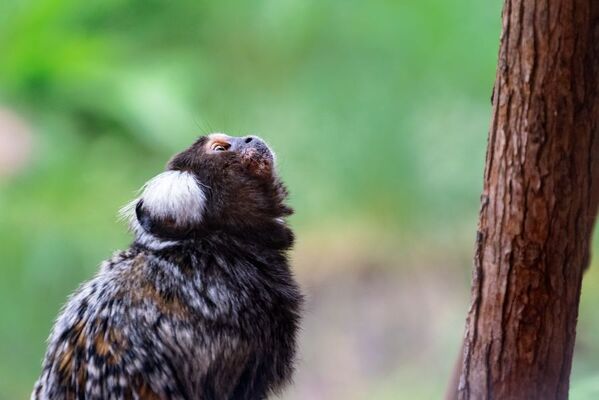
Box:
xmin=207 ymin=140 xmax=231 ymax=151
xmin=205 ymin=133 xmax=233 ymax=151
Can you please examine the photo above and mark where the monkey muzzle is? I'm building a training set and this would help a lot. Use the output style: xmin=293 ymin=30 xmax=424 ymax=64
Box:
xmin=237 ymin=136 xmax=275 ymax=178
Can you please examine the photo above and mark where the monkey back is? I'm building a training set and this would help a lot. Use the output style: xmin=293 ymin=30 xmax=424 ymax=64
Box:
xmin=32 ymin=133 xmax=303 ymax=400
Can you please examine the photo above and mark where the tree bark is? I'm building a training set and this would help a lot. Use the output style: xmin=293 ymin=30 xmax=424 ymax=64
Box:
xmin=457 ymin=0 xmax=599 ymax=399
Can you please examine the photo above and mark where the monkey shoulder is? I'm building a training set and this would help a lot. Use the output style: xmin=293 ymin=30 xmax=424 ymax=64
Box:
xmin=32 ymin=250 xmax=188 ymax=400
xmin=33 ymin=246 xmax=301 ymax=399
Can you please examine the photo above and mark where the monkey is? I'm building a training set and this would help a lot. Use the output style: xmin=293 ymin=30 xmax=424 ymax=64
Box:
xmin=32 ymin=133 xmax=303 ymax=400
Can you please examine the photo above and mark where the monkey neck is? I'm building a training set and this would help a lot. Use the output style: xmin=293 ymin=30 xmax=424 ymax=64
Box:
xmin=134 ymin=218 xmax=294 ymax=256
xmin=136 ymin=221 xmax=293 ymax=277
xmin=206 ymin=219 xmax=294 ymax=252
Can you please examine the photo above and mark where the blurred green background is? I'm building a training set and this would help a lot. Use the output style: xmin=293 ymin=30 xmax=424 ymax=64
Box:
xmin=2 ymin=0 xmax=599 ymax=399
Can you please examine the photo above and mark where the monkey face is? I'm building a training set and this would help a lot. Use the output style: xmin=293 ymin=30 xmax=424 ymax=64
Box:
xmin=204 ymin=133 xmax=275 ymax=178
xmin=186 ymin=133 xmax=276 ymax=180
xmin=122 ymin=133 xmax=292 ymax=248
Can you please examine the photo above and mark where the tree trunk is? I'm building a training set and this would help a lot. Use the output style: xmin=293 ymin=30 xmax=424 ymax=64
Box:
xmin=457 ymin=0 xmax=599 ymax=399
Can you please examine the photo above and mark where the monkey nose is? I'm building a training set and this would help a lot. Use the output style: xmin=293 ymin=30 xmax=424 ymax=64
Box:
xmin=241 ymin=136 xmax=269 ymax=152
xmin=238 ymin=135 xmax=274 ymax=163
xmin=242 ymin=135 xmax=266 ymax=147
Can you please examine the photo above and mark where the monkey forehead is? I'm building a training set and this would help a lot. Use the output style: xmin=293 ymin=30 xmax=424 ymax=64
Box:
xmin=206 ymin=132 xmax=231 ymax=142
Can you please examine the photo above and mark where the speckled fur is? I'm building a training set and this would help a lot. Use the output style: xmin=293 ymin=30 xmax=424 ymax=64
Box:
xmin=32 ymin=134 xmax=303 ymax=400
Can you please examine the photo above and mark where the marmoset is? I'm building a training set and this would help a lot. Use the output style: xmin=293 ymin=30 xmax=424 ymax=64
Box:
xmin=32 ymin=134 xmax=303 ymax=400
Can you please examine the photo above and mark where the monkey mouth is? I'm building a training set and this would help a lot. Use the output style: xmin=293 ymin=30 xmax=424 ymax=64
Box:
xmin=240 ymin=146 xmax=275 ymax=178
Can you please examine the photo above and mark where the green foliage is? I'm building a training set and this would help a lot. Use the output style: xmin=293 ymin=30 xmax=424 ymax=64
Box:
xmin=2 ymin=0 xmax=596 ymax=399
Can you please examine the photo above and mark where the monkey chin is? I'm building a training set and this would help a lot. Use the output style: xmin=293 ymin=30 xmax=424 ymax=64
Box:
xmin=240 ymin=147 xmax=275 ymax=179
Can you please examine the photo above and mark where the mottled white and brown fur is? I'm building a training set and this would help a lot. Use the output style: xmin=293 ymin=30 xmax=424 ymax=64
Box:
xmin=32 ymin=134 xmax=302 ymax=400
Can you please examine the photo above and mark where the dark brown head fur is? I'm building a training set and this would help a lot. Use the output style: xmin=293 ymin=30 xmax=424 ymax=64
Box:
xmin=136 ymin=134 xmax=293 ymax=248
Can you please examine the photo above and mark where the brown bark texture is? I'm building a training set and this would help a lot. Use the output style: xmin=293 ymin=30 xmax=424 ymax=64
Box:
xmin=458 ymin=0 xmax=599 ymax=399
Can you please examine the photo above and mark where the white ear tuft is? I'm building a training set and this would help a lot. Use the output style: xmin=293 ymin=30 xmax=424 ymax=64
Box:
xmin=120 ymin=170 xmax=206 ymax=237
xmin=140 ymin=170 xmax=206 ymax=225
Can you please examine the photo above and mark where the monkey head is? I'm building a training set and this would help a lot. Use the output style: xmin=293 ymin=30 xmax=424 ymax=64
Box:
xmin=123 ymin=133 xmax=293 ymax=249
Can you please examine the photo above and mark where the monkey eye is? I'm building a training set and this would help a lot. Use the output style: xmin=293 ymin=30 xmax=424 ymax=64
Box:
xmin=211 ymin=143 xmax=229 ymax=152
